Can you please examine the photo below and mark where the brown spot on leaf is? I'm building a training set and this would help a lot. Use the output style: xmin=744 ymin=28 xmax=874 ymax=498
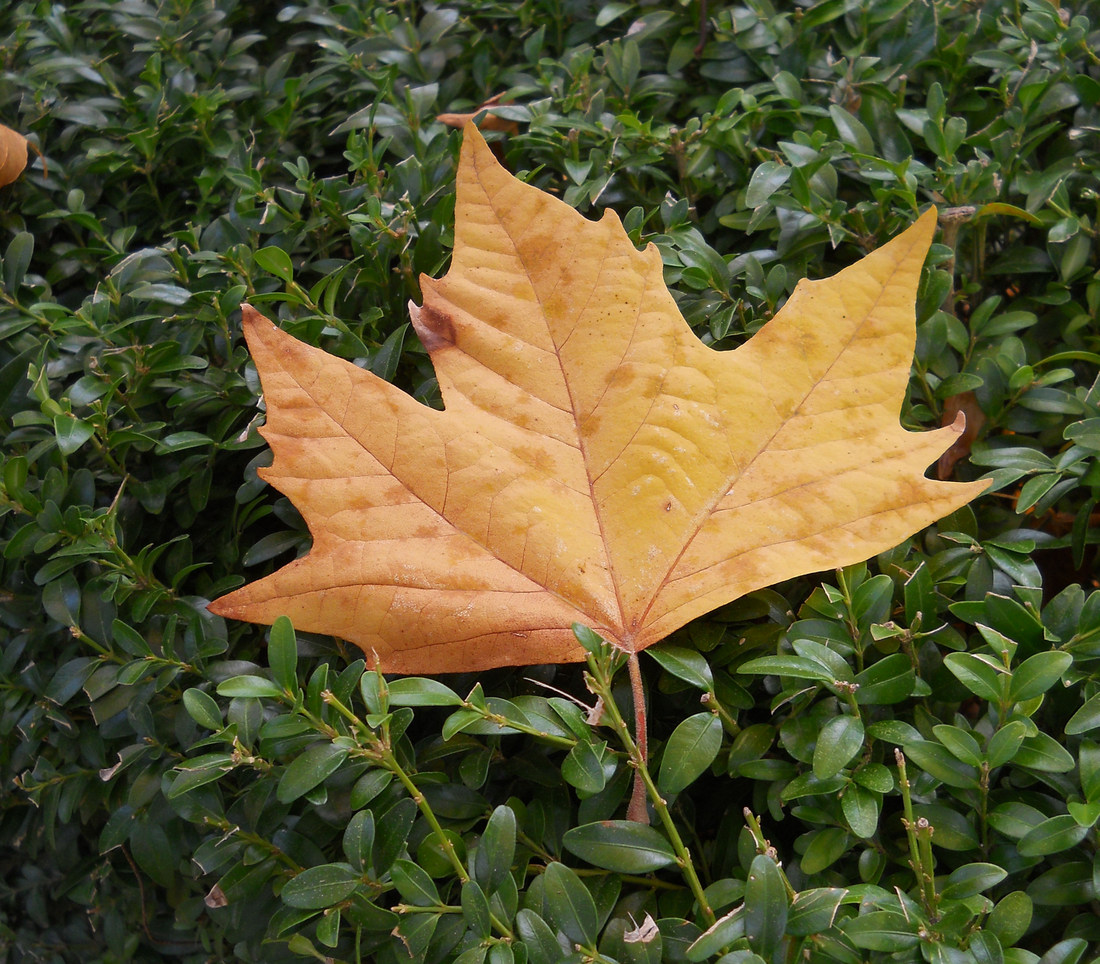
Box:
xmin=411 ymin=302 xmax=457 ymax=352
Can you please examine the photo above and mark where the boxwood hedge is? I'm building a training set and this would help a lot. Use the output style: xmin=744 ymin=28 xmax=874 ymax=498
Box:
xmin=1 ymin=1 xmax=1099 ymax=962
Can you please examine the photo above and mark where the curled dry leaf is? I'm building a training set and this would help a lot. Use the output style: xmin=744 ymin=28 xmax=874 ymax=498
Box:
xmin=624 ymin=913 xmax=660 ymax=944
xmin=937 ymin=391 xmax=985 ymax=480
xmin=437 ymin=93 xmax=519 ymax=134
xmin=209 ymin=124 xmax=989 ymax=673
xmin=0 ymin=124 xmax=29 ymax=188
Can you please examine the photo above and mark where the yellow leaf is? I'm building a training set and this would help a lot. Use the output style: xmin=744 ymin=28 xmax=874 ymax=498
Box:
xmin=0 ymin=124 xmax=29 ymax=188
xmin=209 ymin=125 xmax=988 ymax=672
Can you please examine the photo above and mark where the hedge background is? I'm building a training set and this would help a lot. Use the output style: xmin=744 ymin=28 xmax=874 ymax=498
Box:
xmin=1 ymin=1 xmax=1099 ymax=962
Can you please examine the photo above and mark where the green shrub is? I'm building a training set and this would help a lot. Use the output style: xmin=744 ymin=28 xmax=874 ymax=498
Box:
xmin=1 ymin=0 xmax=1098 ymax=961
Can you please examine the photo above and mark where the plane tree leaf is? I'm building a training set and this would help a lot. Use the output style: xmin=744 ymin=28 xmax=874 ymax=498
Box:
xmin=209 ymin=124 xmax=988 ymax=672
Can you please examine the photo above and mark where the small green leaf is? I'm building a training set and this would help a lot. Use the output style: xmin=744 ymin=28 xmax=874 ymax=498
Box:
xmin=373 ymin=798 xmax=416 ymax=876
xmin=728 ymin=724 xmax=776 ymax=775
xmin=130 ymin=283 xmax=191 ymax=305
xmin=166 ymin=757 xmax=235 ymax=798
xmin=1079 ymin=740 xmax=1100 ymax=799
xmin=829 ymin=104 xmax=874 ymax=153
xmin=4 ymin=231 xmax=33 ymax=290
xmin=387 ymin=677 xmax=463 ymax=706
xmin=986 ymin=891 xmax=1033 ymax=947
xmin=461 ymin=879 xmax=492 ymax=938
xmin=902 ymin=739 xmax=980 ymax=788
xmin=782 ymin=772 xmax=846 ymax=800
xmin=904 ymin=561 xmax=936 ymax=625
xmin=417 ymin=829 xmax=466 ymax=878
xmin=154 ymin=431 xmax=211 ymax=454
xmin=939 ymin=863 xmax=1008 ymax=900
xmin=394 ymin=913 xmax=438 ymax=959
xmin=563 ymin=820 xmax=677 ymax=873
xmin=1014 ymin=732 xmax=1075 ymax=772
xmin=1017 ymin=814 xmax=1089 ymax=856
xmin=182 ymin=688 xmax=223 ymax=730
xmin=1028 ymin=863 xmax=1092 ymax=906
xmin=659 ymin=713 xmax=722 ymax=793
xmin=745 ymin=161 xmax=791 ymax=208
xmin=813 ymin=715 xmax=865 ymax=778
xmin=1008 ymin=650 xmax=1072 ymax=703
xmin=1037 ymin=940 xmax=1088 ymax=964
xmin=851 ymin=763 xmax=893 ymax=793
xmin=475 ymin=805 xmax=517 ymax=891
xmin=1065 ymin=692 xmax=1100 ymax=734
xmin=277 ymin=742 xmax=348 ymax=803
xmin=841 ymin=783 xmax=879 ymax=838
xmin=350 ymin=768 xmax=393 ymax=809
xmin=255 ymin=245 xmax=293 ymax=283
xmin=216 ymin=675 xmax=283 ymax=699
xmin=343 ymin=810 xmax=374 ymax=872
xmin=1067 ymin=800 xmax=1100 ymax=827
xmin=281 ymin=864 xmax=360 ymax=909
xmin=738 ymin=655 xmax=832 ymax=682
xmin=646 ymin=645 xmax=713 ymax=690
xmin=562 ymin=740 xmax=613 ymax=794
xmin=985 ymin=720 xmax=1027 ymax=767
xmin=316 ymin=907 xmax=340 ymax=948
xmin=268 ymin=615 xmax=298 ymax=694
xmin=572 ymin=623 xmax=606 ymax=653
xmin=686 ymin=907 xmax=746 ymax=961
xmin=932 ymin=724 xmax=983 ymax=767
xmin=786 ymin=888 xmax=845 ymax=936
xmin=391 ymin=858 xmax=441 ymax=906
xmin=840 ymin=911 xmax=919 ymax=951
xmin=543 ymin=861 xmax=597 ymax=947
xmin=854 ymin=653 xmax=916 ymax=704
xmin=943 ymin=652 xmax=1005 ymax=702
xmin=744 ymin=855 xmax=787 ymax=960
xmin=53 ymin=414 xmax=95 ymax=455
xmin=515 ymin=909 xmax=566 ymax=964
xmin=792 ymin=639 xmax=852 ymax=682
xmin=799 ymin=828 xmax=850 ymax=874
xmin=370 ymin=323 xmax=408 ymax=382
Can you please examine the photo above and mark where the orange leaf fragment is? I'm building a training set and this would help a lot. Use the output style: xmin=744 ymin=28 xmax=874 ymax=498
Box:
xmin=0 ymin=124 xmax=29 ymax=188
xmin=209 ymin=124 xmax=989 ymax=672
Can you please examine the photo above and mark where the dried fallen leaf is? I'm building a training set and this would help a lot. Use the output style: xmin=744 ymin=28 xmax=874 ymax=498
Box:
xmin=937 ymin=391 xmax=985 ymax=480
xmin=624 ymin=913 xmax=660 ymax=944
xmin=437 ymin=93 xmax=519 ymax=134
xmin=0 ymin=124 xmax=29 ymax=188
xmin=209 ymin=124 xmax=988 ymax=672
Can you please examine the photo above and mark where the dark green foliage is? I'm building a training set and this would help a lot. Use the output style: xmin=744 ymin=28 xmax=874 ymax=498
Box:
xmin=1 ymin=0 xmax=1099 ymax=961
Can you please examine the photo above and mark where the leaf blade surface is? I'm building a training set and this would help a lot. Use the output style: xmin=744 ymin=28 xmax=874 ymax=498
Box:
xmin=210 ymin=125 xmax=988 ymax=671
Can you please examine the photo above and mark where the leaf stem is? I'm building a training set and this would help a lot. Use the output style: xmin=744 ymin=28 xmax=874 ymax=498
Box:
xmin=626 ymin=651 xmax=649 ymax=824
